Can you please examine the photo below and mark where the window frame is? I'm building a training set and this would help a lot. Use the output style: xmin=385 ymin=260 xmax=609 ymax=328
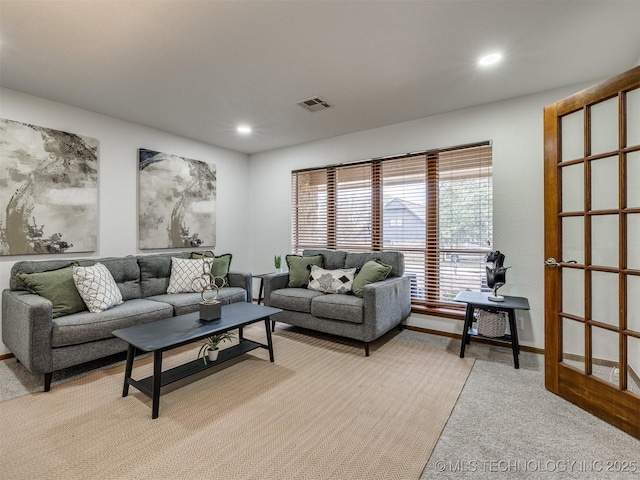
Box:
xmin=291 ymin=141 xmax=492 ymax=317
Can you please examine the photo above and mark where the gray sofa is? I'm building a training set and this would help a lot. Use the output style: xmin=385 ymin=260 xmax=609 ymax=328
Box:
xmin=263 ymin=249 xmax=411 ymax=355
xmin=2 ymin=252 xmax=252 ymax=391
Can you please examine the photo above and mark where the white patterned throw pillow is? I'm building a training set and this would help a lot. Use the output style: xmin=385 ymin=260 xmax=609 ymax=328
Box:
xmin=167 ymin=257 xmax=208 ymax=294
xmin=73 ymin=263 xmax=123 ymax=313
xmin=307 ymin=265 xmax=357 ymax=294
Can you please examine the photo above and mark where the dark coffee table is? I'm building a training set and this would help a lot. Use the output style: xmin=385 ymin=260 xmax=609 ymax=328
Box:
xmin=112 ymin=302 xmax=282 ymax=418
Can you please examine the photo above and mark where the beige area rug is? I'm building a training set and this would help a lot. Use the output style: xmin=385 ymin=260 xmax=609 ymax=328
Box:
xmin=0 ymin=327 xmax=474 ymax=480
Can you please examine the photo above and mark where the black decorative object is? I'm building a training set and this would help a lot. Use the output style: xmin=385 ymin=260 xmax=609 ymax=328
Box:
xmin=485 ymin=250 xmax=509 ymax=302
xmin=199 ymin=301 xmax=222 ymax=321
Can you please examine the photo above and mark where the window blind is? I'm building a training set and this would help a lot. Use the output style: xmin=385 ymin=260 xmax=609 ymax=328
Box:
xmin=291 ymin=141 xmax=492 ymax=314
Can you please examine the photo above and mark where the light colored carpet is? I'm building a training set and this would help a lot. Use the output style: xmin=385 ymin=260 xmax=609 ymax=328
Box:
xmin=397 ymin=332 xmax=640 ymax=480
xmin=0 ymin=326 xmax=474 ymax=480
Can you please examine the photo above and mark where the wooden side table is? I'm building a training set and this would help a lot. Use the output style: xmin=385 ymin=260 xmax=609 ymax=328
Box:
xmin=454 ymin=291 xmax=530 ymax=369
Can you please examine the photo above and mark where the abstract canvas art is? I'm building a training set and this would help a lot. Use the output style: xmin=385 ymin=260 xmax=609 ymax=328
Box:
xmin=138 ymin=148 xmax=216 ymax=249
xmin=0 ymin=119 xmax=98 ymax=256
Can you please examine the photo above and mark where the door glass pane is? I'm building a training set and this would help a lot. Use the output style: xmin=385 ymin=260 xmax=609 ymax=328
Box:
xmin=591 ymin=271 xmax=619 ymax=327
xmin=562 ymin=318 xmax=585 ymax=372
xmin=628 ymin=214 xmax=640 ymax=270
xmin=591 ymin=326 xmax=619 ymax=386
xmin=561 ymin=110 xmax=584 ymax=161
xmin=627 ymin=336 xmax=640 ymax=395
xmin=627 ymin=88 xmax=640 ymax=148
xmin=563 ymin=268 xmax=584 ymax=317
xmin=590 ymin=156 xmax=618 ymax=210
xmin=562 ymin=216 xmax=583 ymax=264
xmin=628 ymin=151 xmax=640 ymax=208
xmin=591 ymin=96 xmax=619 ymax=156
xmin=561 ymin=163 xmax=583 ymax=212
xmin=629 ymin=275 xmax=640 ymax=334
xmin=591 ymin=215 xmax=619 ymax=268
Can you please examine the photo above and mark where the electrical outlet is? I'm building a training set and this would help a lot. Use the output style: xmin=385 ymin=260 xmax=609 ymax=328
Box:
xmin=516 ymin=318 xmax=523 ymax=330
xmin=613 ymin=367 xmax=620 ymax=377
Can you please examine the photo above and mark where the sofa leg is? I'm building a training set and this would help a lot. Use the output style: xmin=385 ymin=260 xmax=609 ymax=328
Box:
xmin=398 ymin=322 xmax=404 ymax=331
xmin=364 ymin=342 xmax=370 ymax=357
xmin=44 ymin=373 xmax=52 ymax=392
xmin=271 ymin=320 xmax=276 ymax=332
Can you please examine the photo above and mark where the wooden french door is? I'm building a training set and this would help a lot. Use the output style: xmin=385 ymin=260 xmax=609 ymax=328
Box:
xmin=544 ymin=66 xmax=640 ymax=439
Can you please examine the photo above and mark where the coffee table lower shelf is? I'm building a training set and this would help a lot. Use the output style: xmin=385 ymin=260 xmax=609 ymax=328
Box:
xmin=127 ymin=339 xmax=262 ymax=398
xmin=113 ymin=303 xmax=282 ymax=419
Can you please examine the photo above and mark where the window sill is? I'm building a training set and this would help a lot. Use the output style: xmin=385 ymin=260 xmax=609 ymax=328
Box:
xmin=410 ymin=304 xmax=465 ymax=321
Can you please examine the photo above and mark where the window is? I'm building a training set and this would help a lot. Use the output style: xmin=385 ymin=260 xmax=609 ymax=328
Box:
xmin=291 ymin=142 xmax=492 ymax=314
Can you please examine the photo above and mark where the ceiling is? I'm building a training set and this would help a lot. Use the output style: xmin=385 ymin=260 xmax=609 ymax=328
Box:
xmin=1 ymin=1 xmax=639 ymax=155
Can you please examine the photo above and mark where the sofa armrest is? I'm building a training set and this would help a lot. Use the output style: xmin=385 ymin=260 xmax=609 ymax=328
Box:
xmin=362 ymin=276 xmax=411 ymax=342
xmin=262 ymin=273 xmax=290 ymax=306
xmin=226 ymin=271 xmax=253 ymax=303
xmin=1 ymin=289 xmax=54 ymax=374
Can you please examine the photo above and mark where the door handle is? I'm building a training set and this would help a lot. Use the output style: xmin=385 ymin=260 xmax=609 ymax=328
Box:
xmin=544 ymin=258 xmax=577 ymax=267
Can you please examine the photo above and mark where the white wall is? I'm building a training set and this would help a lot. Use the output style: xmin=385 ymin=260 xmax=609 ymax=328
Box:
xmin=0 ymin=88 xmax=251 ymax=355
xmin=248 ymin=81 xmax=597 ymax=350
xmin=0 ymin=79 xmax=612 ymax=356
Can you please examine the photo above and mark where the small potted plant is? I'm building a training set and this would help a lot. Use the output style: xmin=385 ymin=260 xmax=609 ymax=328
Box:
xmin=274 ymin=255 xmax=282 ymax=272
xmin=198 ymin=332 xmax=236 ymax=364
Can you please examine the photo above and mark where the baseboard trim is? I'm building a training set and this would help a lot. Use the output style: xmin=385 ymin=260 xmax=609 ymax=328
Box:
xmin=562 ymin=353 xmax=640 ymax=388
xmin=404 ymin=324 xmax=545 ymax=355
xmin=0 ymin=352 xmax=15 ymax=361
xmin=562 ymin=352 xmax=618 ymax=368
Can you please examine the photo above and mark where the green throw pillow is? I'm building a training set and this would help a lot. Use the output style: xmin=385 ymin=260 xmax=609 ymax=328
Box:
xmin=16 ymin=264 xmax=87 ymax=318
xmin=191 ymin=252 xmax=232 ymax=285
xmin=352 ymin=259 xmax=392 ymax=298
xmin=286 ymin=254 xmax=323 ymax=288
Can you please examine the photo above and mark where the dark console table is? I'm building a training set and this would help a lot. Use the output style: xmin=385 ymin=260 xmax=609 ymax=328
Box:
xmin=454 ymin=291 xmax=530 ymax=369
xmin=253 ymin=272 xmax=276 ymax=305
xmin=113 ymin=302 xmax=282 ymax=418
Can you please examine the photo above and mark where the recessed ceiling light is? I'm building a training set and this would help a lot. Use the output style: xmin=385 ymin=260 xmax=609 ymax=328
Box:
xmin=236 ymin=125 xmax=252 ymax=134
xmin=478 ymin=53 xmax=502 ymax=66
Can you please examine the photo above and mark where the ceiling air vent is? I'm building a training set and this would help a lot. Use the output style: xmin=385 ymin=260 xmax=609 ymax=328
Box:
xmin=295 ymin=96 xmax=332 ymax=112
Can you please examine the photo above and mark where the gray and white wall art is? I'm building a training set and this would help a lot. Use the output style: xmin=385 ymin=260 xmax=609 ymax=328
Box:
xmin=0 ymin=118 xmax=98 ymax=256
xmin=138 ymin=148 xmax=216 ymax=249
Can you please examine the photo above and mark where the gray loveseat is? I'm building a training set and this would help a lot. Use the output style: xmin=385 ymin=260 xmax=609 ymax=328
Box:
xmin=2 ymin=252 xmax=252 ymax=391
xmin=263 ymin=249 xmax=411 ymax=355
